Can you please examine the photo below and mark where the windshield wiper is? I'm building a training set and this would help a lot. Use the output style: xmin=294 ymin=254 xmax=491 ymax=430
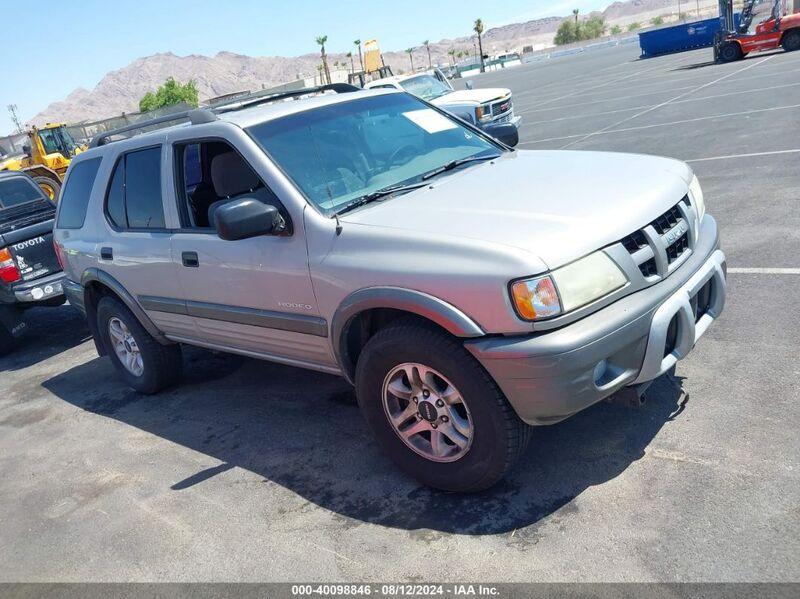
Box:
xmin=421 ymin=154 xmax=500 ymax=181
xmin=335 ymin=182 xmax=429 ymax=216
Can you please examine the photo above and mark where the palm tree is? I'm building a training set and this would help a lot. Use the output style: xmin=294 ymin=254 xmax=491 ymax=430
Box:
xmin=448 ymin=48 xmax=456 ymax=65
xmin=573 ymin=8 xmax=579 ymax=24
xmin=346 ymin=51 xmax=354 ymax=74
xmin=316 ymin=35 xmax=331 ymax=84
xmin=406 ymin=48 xmax=415 ymax=72
xmin=422 ymin=40 xmax=432 ymax=68
xmin=473 ymin=19 xmax=485 ymax=73
xmin=354 ymin=39 xmax=364 ymax=72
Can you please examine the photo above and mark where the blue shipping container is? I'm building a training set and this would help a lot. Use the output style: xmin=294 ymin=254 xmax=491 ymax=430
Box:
xmin=638 ymin=15 xmax=741 ymax=57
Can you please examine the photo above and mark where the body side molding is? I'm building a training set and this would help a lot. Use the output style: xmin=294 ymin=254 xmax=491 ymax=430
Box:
xmin=139 ymin=296 xmax=328 ymax=337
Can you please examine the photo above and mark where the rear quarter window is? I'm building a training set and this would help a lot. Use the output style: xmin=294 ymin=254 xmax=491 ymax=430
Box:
xmin=57 ymin=157 xmax=103 ymax=229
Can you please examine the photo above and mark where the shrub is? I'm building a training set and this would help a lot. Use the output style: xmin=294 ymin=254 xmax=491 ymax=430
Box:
xmin=554 ymin=15 xmax=607 ymax=45
xmin=628 ymin=22 xmax=642 ymax=32
xmin=139 ymin=77 xmax=199 ymax=112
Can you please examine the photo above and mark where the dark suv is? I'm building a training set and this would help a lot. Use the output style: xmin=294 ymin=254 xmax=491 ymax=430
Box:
xmin=0 ymin=171 xmax=66 ymax=354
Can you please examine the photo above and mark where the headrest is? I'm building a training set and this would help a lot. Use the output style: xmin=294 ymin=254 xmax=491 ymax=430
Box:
xmin=211 ymin=152 xmax=260 ymax=198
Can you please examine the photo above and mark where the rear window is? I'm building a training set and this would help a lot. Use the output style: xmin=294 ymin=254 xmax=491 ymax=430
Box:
xmin=57 ymin=158 xmax=102 ymax=229
xmin=0 ymin=177 xmax=45 ymax=209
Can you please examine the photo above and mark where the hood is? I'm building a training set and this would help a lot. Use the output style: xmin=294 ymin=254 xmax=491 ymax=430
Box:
xmin=341 ymin=150 xmax=693 ymax=270
xmin=432 ymin=88 xmax=510 ymax=106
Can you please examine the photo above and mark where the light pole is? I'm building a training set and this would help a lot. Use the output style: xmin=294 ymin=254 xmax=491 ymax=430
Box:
xmin=7 ymin=104 xmax=23 ymax=134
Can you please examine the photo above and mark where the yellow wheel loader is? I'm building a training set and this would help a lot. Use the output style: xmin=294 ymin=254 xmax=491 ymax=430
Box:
xmin=0 ymin=124 xmax=86 ymax=201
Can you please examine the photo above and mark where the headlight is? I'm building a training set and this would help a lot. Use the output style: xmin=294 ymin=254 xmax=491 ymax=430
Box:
xmin=475 ymin=103 xmax=492 ymax=122
xmin=511 ymin=252 xmax=627 ymax=321
xmin=689 ymin=174 xmax=706 ymax=222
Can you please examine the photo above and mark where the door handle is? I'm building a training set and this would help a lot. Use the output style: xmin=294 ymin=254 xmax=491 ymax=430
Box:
xmin=182 ymin=251 xmax=199 ymax=268
xmin=100 ymin=247 xmax=113 ymax=261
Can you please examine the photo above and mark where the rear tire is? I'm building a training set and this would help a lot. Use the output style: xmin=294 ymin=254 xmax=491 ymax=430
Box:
xmin=782 ymin=30 xmax=800 ymax=52
xmin=719 ymin=42 xmax=743 ymax=62
xmin=355 ymin=320 xmax=530 ymax=492
xmin=0 ymin=325 xmax=18 ymax=357
xmin=32 ymin=176 xmax=61 ymax=202
xmin=96 ymin=296 xmax=182 ymax=394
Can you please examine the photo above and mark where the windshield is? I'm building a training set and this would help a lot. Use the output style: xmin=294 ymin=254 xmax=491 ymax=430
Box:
xmin=399 ymin=75 xmax=452 ymax=101
xmin=0 ymin=177 xmax=46 ymax=209
xmin=246 ymin=93 xmax=500 ymax=215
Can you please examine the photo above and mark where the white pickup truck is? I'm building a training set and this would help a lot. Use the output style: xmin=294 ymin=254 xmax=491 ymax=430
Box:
xmin=365 ymin=68 xmax=521 ymax=143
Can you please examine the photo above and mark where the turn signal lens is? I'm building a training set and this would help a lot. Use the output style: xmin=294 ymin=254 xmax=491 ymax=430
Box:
xmin=511 ymin=275 xmax=562 ymax=321
xmin=0 ymin=247 xmax=21 ymax=284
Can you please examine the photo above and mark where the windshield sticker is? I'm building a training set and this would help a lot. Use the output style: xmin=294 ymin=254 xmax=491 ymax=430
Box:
xmin=402 ymin=109 xmax=458 ymax=134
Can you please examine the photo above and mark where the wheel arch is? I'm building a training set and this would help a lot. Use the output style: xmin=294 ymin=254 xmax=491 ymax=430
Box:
xmin=81 ymin=268 xmax=172 ymax=353
xmin=331 ymin=287 xmax=485 ymax=383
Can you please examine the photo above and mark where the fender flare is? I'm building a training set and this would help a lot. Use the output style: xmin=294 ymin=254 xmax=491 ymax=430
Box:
xmin=331 ymin=287 xmax=485 ymax=382
xmin=81 ymin=268 xmax=171 ymax=345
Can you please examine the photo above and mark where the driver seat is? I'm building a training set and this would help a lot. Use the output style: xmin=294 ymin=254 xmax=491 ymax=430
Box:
xmin=208 ymin=152 xmax=271 ymax=227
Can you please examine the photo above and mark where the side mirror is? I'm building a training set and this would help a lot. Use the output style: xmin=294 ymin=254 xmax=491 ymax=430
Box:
xmin=483 ymin=122 xmax=519 ymax=148
xmin=214 ymin=198 xmax=281 ymax=241
xmin=465 ymin=80 xmax=475 ymax=90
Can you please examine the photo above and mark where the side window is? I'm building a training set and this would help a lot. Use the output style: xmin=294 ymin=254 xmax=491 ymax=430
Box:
xmin=174 ymin=139 xmax=282 ymax=230
xmin=104 ymin=146 xmax=165 ymax=230
xmin=56 ymin=158 xmax=102 ymax=229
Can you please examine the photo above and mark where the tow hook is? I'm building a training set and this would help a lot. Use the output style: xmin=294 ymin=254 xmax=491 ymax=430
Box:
xmin=607 ymin=381 xmax=652 ymax=408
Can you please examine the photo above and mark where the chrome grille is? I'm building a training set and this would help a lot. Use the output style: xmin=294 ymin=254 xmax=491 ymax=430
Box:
xmin=618 ymin=195 xmax=695 ymax=281
xmin=491 ymin=96 xmax=512 ymax=116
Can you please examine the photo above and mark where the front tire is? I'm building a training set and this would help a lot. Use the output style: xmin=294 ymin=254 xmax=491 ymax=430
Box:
xmin=355 ymin=320 xmax=530 ymax=492
xmin=718 ymin=42 xmax=743 ymax=62
xmin=32 ymin=176 xmax=61 ymax=202
xmin=96 ymin=296 xmax=182 ymax=394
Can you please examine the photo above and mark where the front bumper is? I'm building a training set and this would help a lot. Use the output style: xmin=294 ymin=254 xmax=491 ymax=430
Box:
xmin=466 ymin=215 xmax=726 ymax=426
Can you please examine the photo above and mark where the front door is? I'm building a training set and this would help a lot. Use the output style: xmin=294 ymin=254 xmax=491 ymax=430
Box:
xmin=166 ymin=136 xmax=334 ymax=372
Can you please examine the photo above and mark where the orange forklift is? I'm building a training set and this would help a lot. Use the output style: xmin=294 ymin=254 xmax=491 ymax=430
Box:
xmin=715 ymin=0 xmax=800 ymax=62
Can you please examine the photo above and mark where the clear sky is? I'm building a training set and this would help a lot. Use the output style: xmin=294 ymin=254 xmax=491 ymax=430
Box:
xmin=1 ymin=0 xmax=612 ymax=135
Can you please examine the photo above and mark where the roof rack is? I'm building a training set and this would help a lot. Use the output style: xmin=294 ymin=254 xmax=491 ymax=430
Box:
xmin=89 ymin=109 xmax=217 ymax=148
xmin=88 ymin=83 xmax=361 ymax=148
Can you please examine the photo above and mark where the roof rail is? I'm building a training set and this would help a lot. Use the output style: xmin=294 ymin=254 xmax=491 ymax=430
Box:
xmin=89 ymin=108 xmax=218 ymax=148
xmin=213 ymin=83 xmax=361 ymax=113
xmin=88 ymin=83 xmax=360 ymax=148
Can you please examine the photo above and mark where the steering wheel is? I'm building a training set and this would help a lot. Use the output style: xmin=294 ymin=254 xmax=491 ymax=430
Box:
xmin=387 ymin=144 xmax=417 ymax=166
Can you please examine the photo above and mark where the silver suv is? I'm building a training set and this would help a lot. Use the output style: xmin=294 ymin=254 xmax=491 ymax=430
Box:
xmin=54 ymin=85 xmax=727 ymax=492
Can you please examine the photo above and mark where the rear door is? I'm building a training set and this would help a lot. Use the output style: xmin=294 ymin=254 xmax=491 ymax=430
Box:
xmin=96 ymin=144 xmax=192 ymax=338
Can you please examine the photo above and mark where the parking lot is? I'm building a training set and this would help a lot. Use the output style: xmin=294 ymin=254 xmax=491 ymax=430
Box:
xmin=2 ymin=43 xmax=799 ymax=582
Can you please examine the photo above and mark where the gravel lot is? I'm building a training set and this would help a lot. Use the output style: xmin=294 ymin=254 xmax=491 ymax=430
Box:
xmin=1 ymin=43 xmax=798 ymax=582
